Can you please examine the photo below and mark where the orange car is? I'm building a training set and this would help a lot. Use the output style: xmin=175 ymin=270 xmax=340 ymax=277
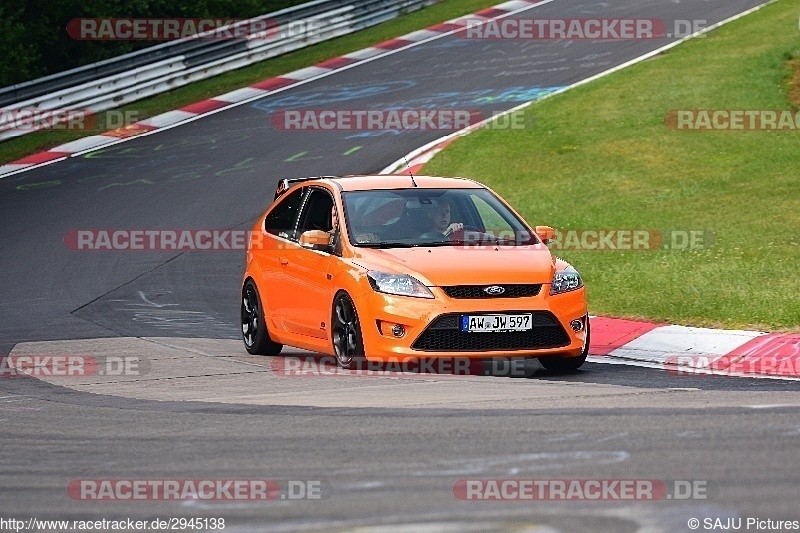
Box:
xmin=241 ymin=175 xmax=588 ymax=371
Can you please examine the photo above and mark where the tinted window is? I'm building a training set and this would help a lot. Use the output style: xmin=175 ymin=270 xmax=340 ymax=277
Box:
xmin=265 ymin=188 xmax=304 ymax=240
xmin=297 ymin=188 xmax=335 ymax=234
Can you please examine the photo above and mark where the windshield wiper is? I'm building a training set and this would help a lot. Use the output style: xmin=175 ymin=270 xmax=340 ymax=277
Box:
xmin=357 ymin=241 xmax=416 ymax=248
xmin=413 ymin=241 xmax=455 ymax=247
xmin=418 ymin=238 xmax=532 ymax=247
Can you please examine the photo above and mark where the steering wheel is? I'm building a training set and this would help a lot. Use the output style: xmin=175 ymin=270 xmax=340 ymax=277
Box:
xmin=419 ymin=231 xmax=449 ymax=242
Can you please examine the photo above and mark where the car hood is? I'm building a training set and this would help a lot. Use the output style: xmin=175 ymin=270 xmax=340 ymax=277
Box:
xmin=352 ymin=245 xmax=555 ymax=286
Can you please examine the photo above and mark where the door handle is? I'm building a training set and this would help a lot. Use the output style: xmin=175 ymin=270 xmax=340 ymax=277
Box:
xmin=279 ymin=257 xmax=289 ymax=266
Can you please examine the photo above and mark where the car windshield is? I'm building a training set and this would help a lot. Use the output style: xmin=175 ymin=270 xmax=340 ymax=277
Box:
xmin=342 ymin=188 xmax=537 ymax=248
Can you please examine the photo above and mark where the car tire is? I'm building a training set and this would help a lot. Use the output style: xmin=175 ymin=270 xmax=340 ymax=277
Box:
xmin=331 ymin=291 xmax=365 ymax=369
xmin=539 ymin=320 xmax=590 ymax=372
xmin=241 ymin=280 xmax=283 ymax=356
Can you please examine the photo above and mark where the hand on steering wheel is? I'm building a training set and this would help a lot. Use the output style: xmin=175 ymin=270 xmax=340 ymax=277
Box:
xmin=443 ymin=223 xmax=464 ymax=237
xmin=446 ymin=224 xmax=484 ymax=241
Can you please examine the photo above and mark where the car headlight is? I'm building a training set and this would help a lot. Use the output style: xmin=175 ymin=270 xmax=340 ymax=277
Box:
xmin=550 ymin=266 xmax=583 ymax=295
xmin=367 ymin=271 xmax=434 ymax=299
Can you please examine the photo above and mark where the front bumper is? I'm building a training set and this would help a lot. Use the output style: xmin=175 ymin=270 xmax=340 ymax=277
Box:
xmin=357 ymin=284 xmax=587 ymax=362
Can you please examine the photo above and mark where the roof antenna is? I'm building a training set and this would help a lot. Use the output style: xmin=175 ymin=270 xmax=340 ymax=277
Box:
xmin=403 ymin=155 xmax=418 ymax=187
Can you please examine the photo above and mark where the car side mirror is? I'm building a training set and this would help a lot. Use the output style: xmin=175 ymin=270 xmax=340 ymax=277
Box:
xmin=535 ymin=226 xmax=556 ymax=245
xmin=299 ymin=230 xmax=332 ymax=251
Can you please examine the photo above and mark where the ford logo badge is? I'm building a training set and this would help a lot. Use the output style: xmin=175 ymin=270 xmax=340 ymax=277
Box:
xmin=484 ymin=285 xmax=505 ymax=295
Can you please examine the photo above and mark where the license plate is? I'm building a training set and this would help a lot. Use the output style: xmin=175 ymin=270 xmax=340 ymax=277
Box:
xmin=461 ymin=314 xmax=532 ymax=333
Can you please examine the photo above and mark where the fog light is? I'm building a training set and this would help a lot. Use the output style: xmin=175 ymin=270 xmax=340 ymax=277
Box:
xmin=570 ymin=319 xmax=584 ymax=332
xmin=392 ymin=324 xmax=406 ymax=338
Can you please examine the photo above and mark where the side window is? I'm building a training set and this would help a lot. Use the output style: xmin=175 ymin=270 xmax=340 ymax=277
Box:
xmin=265 ymin=188 xmax=304 ymax=240
xmin=470 ymin=194 xmax=515 ymax=235
xmin=297 ymin=188 xmax=335 ymax=234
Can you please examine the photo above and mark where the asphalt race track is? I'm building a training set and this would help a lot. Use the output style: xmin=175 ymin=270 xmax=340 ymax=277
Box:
xmin=1 ymin=0 xmax=798 ymax=531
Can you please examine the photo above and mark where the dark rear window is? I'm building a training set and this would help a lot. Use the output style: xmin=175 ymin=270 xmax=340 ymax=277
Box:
xmin=265 ymin=187 xmax=304 ymax=240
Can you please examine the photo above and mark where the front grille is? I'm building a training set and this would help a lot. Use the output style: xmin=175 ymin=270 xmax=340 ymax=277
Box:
xmin=441 ymin=284 xmax=541 ymax=299
xmin=411 ymin=311 xmax=570 ymax=352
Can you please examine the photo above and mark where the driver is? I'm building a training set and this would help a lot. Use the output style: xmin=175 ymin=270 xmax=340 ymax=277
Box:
xmin=327 ymin=206 xmax=338 ymax=243
xmin=423 ymin=200 xmax=463 ymax=237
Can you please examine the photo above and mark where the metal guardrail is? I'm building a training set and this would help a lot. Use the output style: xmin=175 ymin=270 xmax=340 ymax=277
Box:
xmin=0 ymin=0 xmax=439 ymax=140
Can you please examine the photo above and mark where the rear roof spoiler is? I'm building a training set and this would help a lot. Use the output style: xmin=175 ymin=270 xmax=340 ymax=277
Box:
xmin=274 ymin=177 xmax=317 ymax=200
xmin=273 ymin=175 xmax=357 ymax=200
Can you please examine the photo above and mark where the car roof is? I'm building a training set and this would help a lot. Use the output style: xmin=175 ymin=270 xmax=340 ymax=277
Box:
xmin=325 ymin=175 xmax=483 ymax=192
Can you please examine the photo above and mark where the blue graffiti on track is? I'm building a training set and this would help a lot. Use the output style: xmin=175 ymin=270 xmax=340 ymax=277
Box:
xmin=252 ymin=81 xmax=565 ymax=115
xmin=251 ymin=81 xmax=418 ymax=113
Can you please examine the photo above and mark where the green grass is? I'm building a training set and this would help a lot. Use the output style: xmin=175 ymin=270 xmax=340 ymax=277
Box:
xmin=424 ymin=0 xmax=800 ymax=332
xmin=0 ymin=0 xmax=502 ymax=165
